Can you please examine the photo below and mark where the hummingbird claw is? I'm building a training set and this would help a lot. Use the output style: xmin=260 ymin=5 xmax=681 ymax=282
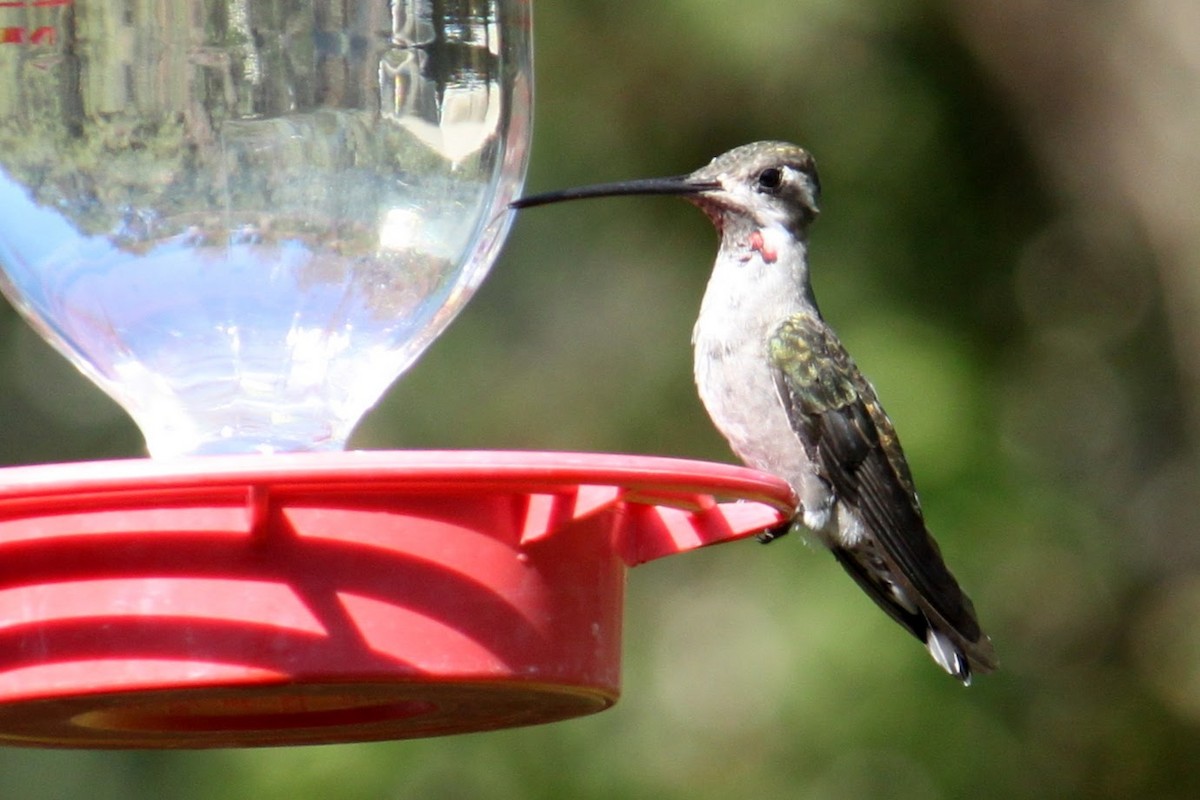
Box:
xmin=756 ymin=519 xmax=794 ymax=544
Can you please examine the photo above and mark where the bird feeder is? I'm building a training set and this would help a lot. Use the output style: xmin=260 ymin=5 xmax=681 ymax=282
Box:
xmin=0 ymin=0 xmax=795 ymax=747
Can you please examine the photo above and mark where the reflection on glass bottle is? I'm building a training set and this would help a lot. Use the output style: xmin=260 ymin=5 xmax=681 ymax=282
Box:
xmin=0 ymin=0 xmax=532 ymax=456
xmin=382 ymin=0 xmax=501 ymax=164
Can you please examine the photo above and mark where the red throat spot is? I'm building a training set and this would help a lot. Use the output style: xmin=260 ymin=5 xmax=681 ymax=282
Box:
xmin=748 ymin=230 xmax=778 ymax=264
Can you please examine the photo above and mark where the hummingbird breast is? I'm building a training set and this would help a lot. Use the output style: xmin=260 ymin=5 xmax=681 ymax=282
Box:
xmin=690 ymin=252 xmax=817 ymax=502
xmin=693 ymin=329 xmax=808 ymax=483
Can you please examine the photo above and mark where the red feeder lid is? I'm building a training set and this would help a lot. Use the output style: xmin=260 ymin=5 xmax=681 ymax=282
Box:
xmin=0 ymin=450 xmax=794 ymax=748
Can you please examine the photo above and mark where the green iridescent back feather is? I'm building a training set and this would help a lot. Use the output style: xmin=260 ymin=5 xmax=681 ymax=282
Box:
xmin=768 ymin=314 xmax=921 ymax=508
xmin=769 ymin=313 xmax=993 ymax=662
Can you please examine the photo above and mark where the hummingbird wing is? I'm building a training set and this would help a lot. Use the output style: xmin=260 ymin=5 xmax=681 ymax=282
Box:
xmin=768 ymin=315 xmax=996 ymax=679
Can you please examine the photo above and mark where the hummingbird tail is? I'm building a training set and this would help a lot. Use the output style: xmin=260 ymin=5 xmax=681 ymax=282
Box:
xmin=927 ymin=628 xmax=971 ymax=685
xmin=829 ymin=546 xmax=994 ymax=683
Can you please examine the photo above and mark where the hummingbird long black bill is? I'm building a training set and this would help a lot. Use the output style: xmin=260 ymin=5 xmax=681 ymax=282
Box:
xmin=510 ymin=176 xmax=721 ymax=210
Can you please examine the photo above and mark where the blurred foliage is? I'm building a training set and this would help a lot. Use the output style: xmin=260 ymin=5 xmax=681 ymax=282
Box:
xmin=4 ymin=0 xmax=1200 ymax=798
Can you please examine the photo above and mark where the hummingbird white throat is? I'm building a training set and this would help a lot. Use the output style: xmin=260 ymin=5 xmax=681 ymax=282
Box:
xmin=510 ymin=141 xmax=996 ymax=683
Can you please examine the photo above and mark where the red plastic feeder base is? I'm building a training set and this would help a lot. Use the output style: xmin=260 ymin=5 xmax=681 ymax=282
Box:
xmin=0 ymin=451 xmax=794 ymax=748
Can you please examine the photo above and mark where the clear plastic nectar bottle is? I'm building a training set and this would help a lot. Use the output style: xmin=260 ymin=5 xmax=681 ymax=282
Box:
xmin=0 ymin=0 xmax=532 ymax=457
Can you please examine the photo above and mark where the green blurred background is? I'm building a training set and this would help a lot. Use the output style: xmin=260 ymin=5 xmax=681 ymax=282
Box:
xmin=4 ymin=0 xmax=1200 ymax=797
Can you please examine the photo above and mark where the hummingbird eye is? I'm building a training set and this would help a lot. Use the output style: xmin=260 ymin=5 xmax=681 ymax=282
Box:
xmin=756 ymin=167 xmax=783 ymax=193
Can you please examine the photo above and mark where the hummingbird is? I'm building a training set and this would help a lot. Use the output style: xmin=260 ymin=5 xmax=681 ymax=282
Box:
xmin=510 ymin=141 xmax=996 ymax=683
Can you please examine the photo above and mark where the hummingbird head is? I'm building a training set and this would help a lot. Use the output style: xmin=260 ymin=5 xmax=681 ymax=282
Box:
xmin=685 ymin=141 xmax=820 ymax=236
xmin=510 ymin=141 xmax=820 ymax=238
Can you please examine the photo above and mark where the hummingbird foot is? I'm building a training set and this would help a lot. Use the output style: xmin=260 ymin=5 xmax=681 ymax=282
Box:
xmin=756 ymin=519 xmax=795 ymax=544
